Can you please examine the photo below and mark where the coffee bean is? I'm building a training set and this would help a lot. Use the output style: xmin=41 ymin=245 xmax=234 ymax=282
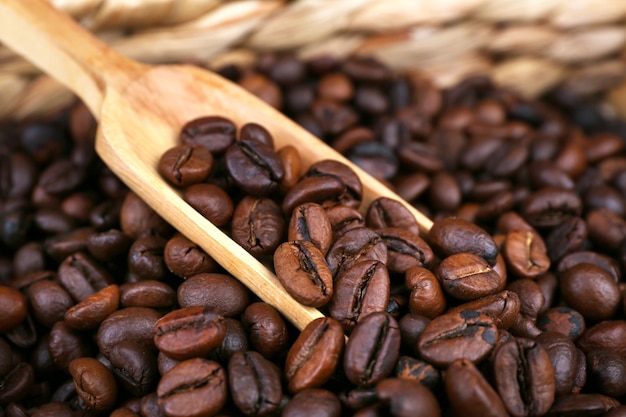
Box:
xmin=180 ymin=115 xmax=236 ymax=155
xmin=228 ymin=351 xmax=282 ymax=416
xmin=159 ymin=145 xmax=213 ymax=187
xmin=444 ymin=359 xmax=508 ymax=417
xmin=428 ymin=217 xmax=498 ymax=265
xmin=108 ymin=341 xmax=158 ymax=397
xmin=507 ymin=279 xmax=545 ymax=319
xmin=242 ymin=302 xmax=289 ymax=359
xmin=537 ymin=307 xmax=586 ymax=339
xmin=536 ymin=332 xmax=579 ymax=396
xmin=285 ymin=317 xmax=344 ymax=393
xmin=225 ymin=138 xmax=284 ymax=197
xmin=375 ymin=378 xmax=441 ymax=417
xmin=177 ymin=273 xmax=249 ymax=317
xmin=232 ymin=196 xmax=286 ymax=256
xmin=120 ymin=192 xmax=172 ymax=239
xmin=0 ymin=362 xmax=34 ymax=405
xmin=288 ymin=202 xmax=332 ymax=255
xmin=503 ymin=229 xmax=550 ymax=279
xmin=577 ymin=320 xmax=626 ymax=357
xmin=57 ymin=252 xmax=114 ymax=302
xmin=376 ymin=227 xmax=433 ymax=274
xmin=163 ymin=234 xmax=217 ymax=278
xmin=184 ymin=183 xmax=234 ymax=227
xmin=97 ymin=307 xmax=161 ymax=358
xmin=326 ymin=227 xmax=387 ymax=279
xmin=394 ymin=356 xmax=440 ymax=388
xmin=436 ymin=253 xmax=502 ymax=301
xmin=493 ymin=338 xmax=555 ymax=417
xmin=157 ymin=358 xmax=227 ymax=417
xmin=447 ymin=290 xmax=520 ymax=329
xmin=366 ymin=197 xmax=419 ymax=237
xmin=69 ymin=357 xmax=117 ymax=413
xmin=153 ymin=306 xmax=226 ymax=361
xmin=418 ymin=310 xmax=497 ymax=367
xmin=64 ymin=284 xmax=119 ymax=330
xmin=586 ymin=349 xmax=626 ymax=398
xmin=282 ymin=388 xmax=342 ymax=417
xmin=344 ymin=312 xmax=400 ymax=386
xmin=48 ymin=321 xmax=91 ymax=370
xmin=560 ymin=263 xmax=621 ymax=321
xmin=0 ymin=285 xmax=27 ymax=332
xmin=26 ymin=280 xmax=73 ymax=328
xmin=120 ymin=280 xmax=175 ymax=309
xmin=520 ymin=187 xmax=583 ymax=229
xmin=274 ymin=240 xmax=334 ymax=307
xmin=546 ymin=393 xmax=620 ymax=417
xmin=405 ymin=267 xmax=446 ymax=319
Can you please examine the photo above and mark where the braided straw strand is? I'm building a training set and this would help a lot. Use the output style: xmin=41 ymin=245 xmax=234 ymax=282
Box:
xmin=3 ymin=0 xmax=626 ymax=120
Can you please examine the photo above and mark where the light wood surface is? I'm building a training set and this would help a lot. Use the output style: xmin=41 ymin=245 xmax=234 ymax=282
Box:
xmin=0 ymin=0 xmax=433 ymax=331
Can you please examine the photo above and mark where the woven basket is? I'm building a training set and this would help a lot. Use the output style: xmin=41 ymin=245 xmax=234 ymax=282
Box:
xmin=2 ymin=0 xmax=626 ymax=121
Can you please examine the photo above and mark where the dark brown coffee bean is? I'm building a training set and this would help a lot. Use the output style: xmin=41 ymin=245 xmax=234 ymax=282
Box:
xmin=447 ymin=290 xmax=521 ymax=329
xmin=37 ymin=158 xmax=85 ymax=196
xmin=544 ymin=216 xmax=587 ymax=262
xmin=586 ymin=349 xmax=626 ymax=398
xmin=503 ymin=229 xmax=550 ymax=279
xmin=428 ymin=217 xmax=498 ymax=265
xmin=242 ymin=302 xmax=289 ymax=359
xmin=375 ymin=378 xmax=441 ymax=417
xmin=277 ymin=145 xmax=301 ymax=193
xmin=157 ymin=358 xmax=227 ymax=417
xmin=329 ymin=260 xmax=390 ymax=332
xmin=285 ymin=317 xmax=344 ymax=393
xmin=163 ymin=234 xmax=217 ymax=278
xmin=211 ymin=318 xmax=249 ymax=364
xmin=445 ymin=359 xmax=508 ymax=417
xmin=366 ymin=197 xmax=419 ymax=237
xmin=546 ymin=393 xmax=620 ymax=417
xmin=0 ymin=362 xmax=34 ymax=405
xmin=69 ymin=357 xmax=117 ymax=412
xmin=282 ymin=176 xmax=347 ymax=215
xmin=560 ymin=263 xmax=621 ymax=321
xmin=537 ymin=307 xmax=586 ymax=340
xmin=397 ymin=141 xmax=444 ymax=172
xmin=558 ymin=250 xmax=621 ymax=283
xmin=97 ymin=307 xmax=161 ymax=358
xmin=153 ymin=306 xmax=226 ymax=361
xmin=231 ymin=196 xmax=286 ymax=256
xmin=326 ymin=227 xmax=387 ymax=279
xmin=64 ymin=284 xmax=119 ymax=330
xmin=340 ymin=386 xmax=378 ymax=410
xmin=535 ymin=332 xmax=579 ymax=396
xmin=418 ymin=310 xmax=497 ymax=367
xmin=57 ymin=252 xmax=114 ymax=302
xmin=577 ymin=320 xmax=626 ymax=357
xmin=225 ymin=139 xmax=284 ymax=197
xmin=184 ymin=183 xmax=234 ymax=227
xmin=282 ymin=388 xmax=342 ymax=417
xmin=394 ymin=356 xmax=440 ymax=388
xmin=159 ymin=145 xmax=213 ymax=187
xmin=311 ymin=99 xmax=359 ymax=136
xmin=0 ymin=285 xmax=27 ymax=332
xmin=586 ymin=208 xmax=626 ymax=251
xmin=604 ymin=406 xmax=626 ymax=417
xmin=228 ymin=351 xmax=282 ymax=416
xmin=141 ymin=391 xmax=168 ymax=417
xmin=13 ymin=242 xmax=45 ymax=277
xmin=325 ymin=205 xmax=364 ymax=241
xmin=120 ymin=280 xmax=175 ymax=309
xmin=108 ymin=341 xmax=158 ymax=397
xmin=48 ymin=321 xmax=91 ymax=370
xmin=344 ymin=312 xmax=400 ymax=386
xmin=5 ymin=313 xmax=37 ymax=348
xmin=26 ymin=280 xmax=73 ymax=328
xmin=120 ymin=192 xmax=172 ymax=239
xmin=86 ymin=228 xmax=131 ymax=262
xmin=274 ymin=240 xmax=334 ymax=307
xmin=288 ymin=202 xmax=332 ymax=255
xmin=177 ymin=273 xmax=249 ymax=317
xmin=507 ymin=279 xmax=545 ymax=319
xmin=180 ymin=115 xmax=236 ymax=155
xmin=406 ymin=267 xmax=446 ymax=319
xmin=376 ymin=227 xmax=433 ymax=274
xmin=44 ymin=226 xmax=93 ymax=261
xmin=520 ymin=187 xmax=583 ymax=229
xmin=436 ymin=253 xmax=502 ymax=301
xmin=493 ymin=338 xmax=555 ymax=417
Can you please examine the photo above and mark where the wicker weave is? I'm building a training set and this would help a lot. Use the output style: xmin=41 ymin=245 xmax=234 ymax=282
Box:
xmin=2 ymin=0 xmax=626 ymax=120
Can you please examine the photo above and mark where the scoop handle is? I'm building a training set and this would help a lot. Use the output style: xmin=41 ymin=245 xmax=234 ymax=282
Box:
xmin=0 ymin=0 xmax=140 ymax=116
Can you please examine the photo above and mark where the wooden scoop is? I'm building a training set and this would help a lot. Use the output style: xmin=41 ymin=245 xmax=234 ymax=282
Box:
xmin=0 ymin=0 xmax=433 ymax=330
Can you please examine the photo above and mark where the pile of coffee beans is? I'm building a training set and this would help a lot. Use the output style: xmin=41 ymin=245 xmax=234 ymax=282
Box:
xmin=1 ymin=51 xmax=626 ymax=417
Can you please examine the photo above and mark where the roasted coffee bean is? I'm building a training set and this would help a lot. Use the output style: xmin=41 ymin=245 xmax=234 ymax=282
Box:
xmin=406 ymin=267 xmax=446 ymax=319
xmin=127 ymin=235 xmax=169 ymax=281
xmin=212 ymin=318 xmax=248 ymax=364
xmin=108 ymin=341 xmax=158 ymax=397
xmin=604 ymin=406 xmax=626 ymax=417
xmin=0 ymin=285 xmax=27 ymax=332
xmin=503 ymin=229 xmax=550 ymax=279
xmin=13 ymin=242 xmax=45 ymax=277
xmin=329 ymin=260 xmax=389 ymax=331
xmin=398 ymin=313 xmax=430 ymax=356
xmin=225 ymin=139 xmax=284 ymax=197
xmin=305 ymin=159 xmax=363 ymax=207
xmin=57 ymin=252 xmax=114 ymax=302
xmin=119 ymin=192 xmax=172 ymax=239
xmin=325 ymin=205 xmax=364 ymax=240
xmin=376 ymin=227 xmax=433 ymax=273
xmin=68 ymin=357 xmax=117 ymax=413
xmin=241 ymin=72 xmax=283 ymax=109
xmin=418 ymin=310 xmax=497 ymax=367
xmin=537 ymin=307 xmax=586 ymax=340
xmin=274 ymin=240 xmax=334 ymax=307
xmin=507 ymin=279 xmax=545 ymax=319
xmin=48 ymin=321 xmax=91 ymax=370
xmin=546 ymin=393 xmax=620 ymax=417
xmin=159 ymin=145 xmax=214 ymax=187
xmin=97 ymin=307 xmax=161 ymax=358
xmin=43 ymin=226 xmax=93 ymax=261
xmin=586 ymin=208 xmax=626 ymax=251
xmin=285 ymin=317 xmax=344 ymax=393
xmin=344 ymin=312 xmax=400 ymax=386
xmin=493 ymin=338 xmax=555 ymax=417
xmin=586 ymin=349 xmax=626 ymax=397
xmin=340 ymin=386 xmax=378 ymax=410
xmin=242 ymin=302 xmax=289 ymax=359
xmin=536 ymin=332 xmax=579 ymax=396
xmin=428 ymin=217 xmax=498 ymax=265
xmin=228 ymin=351 xmax=282 ymax=416
xmin=64 ymin=284 xmax=119 ymax=330
xmin=153 ymin=306 xmax=226 ymax=361
xmin=282 ymin=388 xmax=342 ymax=417
xmin=366 ymin=197 xmax=419 ymax=236
xmin=444 ymin=359 xmax=508 ymax=417
xmin=277 ymin=145 xmax=301 ymax=192
xmin=5 ymin=313 xmax=37 ymax=348
xmin=560 ymin=263 xmax=621 ymax=321
xmin=375 ymin=378 xmax=441 ymax=417
xmin=157 ymin=358 xmax=227 ymax=417
xmin=520 ymin=187 xmax=583 ymax=229
xmin=394 ymin=355 xmax=440 ymax=388
xmin=436 ymin=253 xmax=502 ymax=301
xmin=326 ymin=227 xmax=387 ymax=279
xmin=231 ymin=196 xmax=286 ymax=257
xmin=447 ymin=290 xmax=520 ymax=329
xmin=26 ymin=280 xmax=74 ymax=328
xmin=577 ymin=320 xmax=626 ymax=357
xmin=288 ymin=202 xmax=332 ymax=255
xmin=558 ymin=250 xmax=621 ymax=283
xmin=120 ymin=280 xmax=175 ymax=309
xmin=177 ymin=273 xmax=249 ymax=317
xmin=544 ymin=216 xmax=587 ymax=262
xmin=282 ymin=176 xmax=347 ymax=215
xmin=0 ymin=362 xmax=34 ymax=405
xmin=86 ymin=228 xmax=131 ymax=262
xmin=163 ymin=234 xmax=217 ymax=278
xmin=184 ymin=183 xmax=234 ymax=227
xmin=180 ymin=115 xmax=236 ymax=154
